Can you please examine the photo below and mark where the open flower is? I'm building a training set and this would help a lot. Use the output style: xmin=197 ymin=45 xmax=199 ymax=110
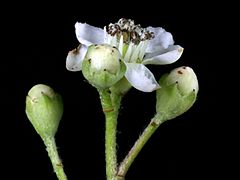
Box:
xmin=66 ymin=18 xmax=183 ymax=92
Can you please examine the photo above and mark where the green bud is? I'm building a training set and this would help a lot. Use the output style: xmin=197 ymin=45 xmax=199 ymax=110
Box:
xmin=25 ymin=84 xmax=63 ymax=139
xmin=82 ymin=44 xmax=126 ymax=89
xmin=156 ymin=66 xmax=198 ymax=121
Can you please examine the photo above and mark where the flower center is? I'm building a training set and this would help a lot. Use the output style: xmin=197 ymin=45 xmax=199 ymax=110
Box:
xmin=106 ymin=18 xmax=154 ymax=45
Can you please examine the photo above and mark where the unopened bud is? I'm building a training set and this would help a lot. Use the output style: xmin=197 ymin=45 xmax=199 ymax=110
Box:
xmin=156 ymin=66 xmax=198 ymax=121
xmin=25 ymin=84 xmax=63 ymax=139
xmin=82 ymin=44 xmax=126 ymax=89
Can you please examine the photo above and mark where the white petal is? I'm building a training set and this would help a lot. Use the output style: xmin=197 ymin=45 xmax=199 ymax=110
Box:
xmin=146 ymin=26 xmax=174 ymax=53
xmin=125 ymin=63 xmax=160 ymax=92
xmin=143 ymin=45 xmax=184 ymax=65
xmin=66 ymin=45 xmax=87 ymax=71
xmin=75 ymin=22 xmax=105 ymax=46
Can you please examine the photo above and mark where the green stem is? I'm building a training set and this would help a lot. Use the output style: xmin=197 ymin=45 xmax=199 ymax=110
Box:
xmin=98 ymin=89 xmax=121 ymax=180
xmin=116 ymin=117 xmax=164 ymax=179
xmin=44 ymin=137 xmax=67 ymax=180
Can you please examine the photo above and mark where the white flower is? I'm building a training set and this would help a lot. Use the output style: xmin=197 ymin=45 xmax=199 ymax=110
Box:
xmin=66 ymin=18 xmax=183 ymax=92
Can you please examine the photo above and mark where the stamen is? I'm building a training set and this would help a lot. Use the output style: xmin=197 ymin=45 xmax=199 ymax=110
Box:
xmin=106 ymin=18 xmax=154 ymax=44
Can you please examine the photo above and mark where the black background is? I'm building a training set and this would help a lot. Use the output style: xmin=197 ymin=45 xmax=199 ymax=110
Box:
xmin=2 ymin=2 xmax=229 ymax=180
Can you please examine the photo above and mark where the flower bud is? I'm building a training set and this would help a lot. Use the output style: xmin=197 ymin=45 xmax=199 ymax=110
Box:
xmin=82 ymin=44 xmax=126 ymax=89
xmin=156 ymin=66 xmax=198 ymax=121
xmin=25 ymin=84 xmax=63 ymax=139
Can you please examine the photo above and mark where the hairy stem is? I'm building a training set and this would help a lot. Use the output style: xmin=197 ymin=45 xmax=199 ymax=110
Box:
xmin=116 ymin=117 xmax=164 ymax=179
xmin=44 ymin=137 xmax=67 ymax=180
xmin=99 ymin=89 xmax=121 ymax=180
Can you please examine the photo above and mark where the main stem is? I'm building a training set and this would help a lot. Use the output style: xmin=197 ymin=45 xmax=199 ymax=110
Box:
xmin=116 ymin=117 xmax=164 ymax=179
xmin=99 ymin=89 xmax=121 ymax=180
xmin=44 ymin=137 xmax=67 ymax=180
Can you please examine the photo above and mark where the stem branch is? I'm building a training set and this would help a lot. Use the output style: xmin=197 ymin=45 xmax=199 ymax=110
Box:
xmin=116 ymin=117 xmax=164 ymax=179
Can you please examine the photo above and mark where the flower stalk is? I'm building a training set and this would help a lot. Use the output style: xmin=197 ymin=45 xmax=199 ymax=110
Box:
xmin=116 ymin=116 xmax=164 ymax=179
xmin=98 ymin=89 xmax=122 ymax=180
xmin=44 ymin=137 xmax=67 ymax=180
